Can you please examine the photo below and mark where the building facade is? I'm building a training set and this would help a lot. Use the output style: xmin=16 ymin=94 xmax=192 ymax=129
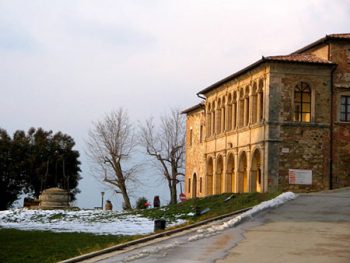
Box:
xmin=183 ymin=34 xmax=350 ymax=198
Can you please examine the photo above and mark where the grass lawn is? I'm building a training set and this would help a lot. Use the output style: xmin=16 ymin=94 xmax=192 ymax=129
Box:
xmin=0 ymin=191 xmax=281 ymax=263
xmin=0 ymin=229 xmax=140 ymax=263
xmin=136 ymin=191 xmax=281 ymax=224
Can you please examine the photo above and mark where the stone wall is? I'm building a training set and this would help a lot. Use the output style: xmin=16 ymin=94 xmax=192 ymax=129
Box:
xmin=269 ymin=63 xmax=332 ymax=192
xmin=330 ymin=40 xmax=350 ymax=187
xmin=185 ymin=107 xmax=206 ymax=197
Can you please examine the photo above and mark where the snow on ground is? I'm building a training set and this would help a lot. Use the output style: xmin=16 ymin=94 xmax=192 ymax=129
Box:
xmin=122 ymin=192 xmax=297 ymax=262
xmin=0 ymin=209 xmax=185 ymax=235
xmin=188 ymin=191 xmax=297 ymax=241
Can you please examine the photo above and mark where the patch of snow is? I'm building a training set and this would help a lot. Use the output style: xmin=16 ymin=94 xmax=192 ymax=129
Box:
xmin=188 ymin=192 xmax=297 ymax=241
xmin=121 ymin=192 xmax=297 ymax=261
xmin=0 ymin=209 xmax=184 ymax=235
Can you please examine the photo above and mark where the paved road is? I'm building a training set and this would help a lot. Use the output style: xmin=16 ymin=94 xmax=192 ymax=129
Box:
xmin=82 ymin=188 xmax=350 ymax=263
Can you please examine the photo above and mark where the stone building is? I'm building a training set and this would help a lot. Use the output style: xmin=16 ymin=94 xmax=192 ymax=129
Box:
xmin=183 ymin=34 xmax=350 ymax=198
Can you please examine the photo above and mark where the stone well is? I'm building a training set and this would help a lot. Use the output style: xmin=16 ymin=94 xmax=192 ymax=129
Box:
xmin=39 ymin=187 xmax=70 ymax=209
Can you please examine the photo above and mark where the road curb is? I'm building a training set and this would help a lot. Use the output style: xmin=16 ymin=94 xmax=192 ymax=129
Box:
xmin=59 ymin=207 xmax=252 ymax=263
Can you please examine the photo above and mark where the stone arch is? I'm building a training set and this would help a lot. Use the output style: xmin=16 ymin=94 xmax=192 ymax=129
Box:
xmin=207 ymin=157 xmax=214 ymax=195
xmin=251 ymin=148 xmax=263 ymax=192
xmin=216 ymin=155 xmax=224 ymax=194
xmin=226 ymin=153 xmax=235 ymax=192
xmin=238 ymin=151 xmax=248 ymax=192
xmin=192 ymin=173 xmax=197 ymax=198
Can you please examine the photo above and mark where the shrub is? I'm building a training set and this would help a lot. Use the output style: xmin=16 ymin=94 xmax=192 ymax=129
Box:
xmin=135 ymin=197 xmax=149 ymax=209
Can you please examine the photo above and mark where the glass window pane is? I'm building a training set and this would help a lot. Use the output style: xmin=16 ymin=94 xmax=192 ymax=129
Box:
xmin=340 ymin=113 xmax=346 ymax=121
xmin=341 ymin=105 xmax=346 ymax=113
xmin=303 ymin=93 xmax=311 ymax=103
xmin=341 ymin=96 xmax=346 ymax=104
xmin=294 ymin=112 xmax=300 ymax=121
xmin=295 ymin=104 xmax=301 ymax=113
xmin=302 ymin=113 xmax=311 ymax=122
xmin=347 ymin=113 xmax=350 ymax=121
xmin=347 ymin=105 xmax=350 ymax=112
xmin=294 ymin=92 xmax=301 ymax=102
xmin=302 ymin=103 xmax=311 ymax=112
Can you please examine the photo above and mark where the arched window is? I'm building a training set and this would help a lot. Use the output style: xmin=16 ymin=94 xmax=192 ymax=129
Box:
xmin=258 ymin=79 xmax=264 ymax=122
xmin=227 ymin=94 xmax=232 ymax=131
xmin=233 ymin=92 xmax=237 ymax=129
xmin=252 ymin=83 xmax=258 ymax=124
xmin=294 ymin=82 xmax=311 ymax=122
xmin=239 ymin=89 xmax=245 ymax=127
xmin=222 ymin=97 xmax=226 ymax=132
xmin=216 ymin=99 xmax=221 ymax=134
xmin=207 ymin=104 xmax=211 ymax=137
xmin=244 ymin=86 xmax=250 ymax=126
xmin=189 ymin=128 xmax=193 ymax=146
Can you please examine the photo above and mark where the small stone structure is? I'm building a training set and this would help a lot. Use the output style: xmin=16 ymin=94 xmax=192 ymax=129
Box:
xmin=39 ymin=187 xmax=70 ymax=209
xmin=105 ymin=200 xmax=113 ymax=210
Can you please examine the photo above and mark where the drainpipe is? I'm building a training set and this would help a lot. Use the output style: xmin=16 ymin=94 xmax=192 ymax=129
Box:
xmin=197 ymin=93 xmax=206 ymax=101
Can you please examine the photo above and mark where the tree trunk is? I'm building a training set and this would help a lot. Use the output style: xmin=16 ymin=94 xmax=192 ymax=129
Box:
xmin=169 ymin=166 xmax=178 ymax=205
xmin=170 ymin=180 xmax=177 ymax=204
xmin=119 ymin=181 xmax=132 ymax=210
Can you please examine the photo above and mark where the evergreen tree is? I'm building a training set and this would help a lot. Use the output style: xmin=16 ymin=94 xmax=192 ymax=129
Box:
xmin=0 ymin=128 xmax=81 ymax=210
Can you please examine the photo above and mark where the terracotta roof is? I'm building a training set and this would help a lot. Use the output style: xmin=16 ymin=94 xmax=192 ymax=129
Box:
xmin=181 ymin=103 xmax=204 ymax=114
xmin=265 ymin=54 xmax=333 ymax=64
xmin=197 ymin=54 xmax=334 ymax=95
xmin=293 ymin=33 xmax=350 ymax=54
xmin=197 ymin=33 xmax=347 ymax=96
xmin=327 ymin=33 xmax=350 ymax=39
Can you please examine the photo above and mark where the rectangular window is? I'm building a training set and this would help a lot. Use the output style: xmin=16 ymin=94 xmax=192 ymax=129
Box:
xmin=189 ymin=129 xmax=193 ymax=146
xmin=199 ymin=125 xmax=203 ymax=143
xmin=340 ymin=96 xmax=350 ymax=122
xmin=188 ymin=178 xmax=191 ymax=193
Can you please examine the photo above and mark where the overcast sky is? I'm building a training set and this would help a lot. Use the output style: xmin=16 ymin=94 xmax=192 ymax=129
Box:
xmin=1 ymin=0 xmax=349 ymax=209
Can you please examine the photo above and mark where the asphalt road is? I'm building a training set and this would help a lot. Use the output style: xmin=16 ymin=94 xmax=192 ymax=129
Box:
xmin=81 ymin=188 xmax=350 ymax=263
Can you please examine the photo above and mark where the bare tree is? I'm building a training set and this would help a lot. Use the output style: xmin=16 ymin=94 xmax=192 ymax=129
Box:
xmin=87 ymin=108 xmax=136 ymax=210
xmin=139 ymin=108 xmax=185 ymax=205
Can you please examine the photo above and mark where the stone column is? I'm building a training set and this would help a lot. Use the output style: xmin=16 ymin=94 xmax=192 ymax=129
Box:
xmin=222 ymin=154 xmax=227 ymax=192
xmin=234 ymin=150 xmax=239 ymax=192
xmin=212 ymin=156 xmax=217 ymax=194
xmin=246 ymin=149 xmax=252 ymax=192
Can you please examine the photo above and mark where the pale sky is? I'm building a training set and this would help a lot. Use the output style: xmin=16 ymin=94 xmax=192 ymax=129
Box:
xmin=1 ymin=0 xmax=349 ymax=209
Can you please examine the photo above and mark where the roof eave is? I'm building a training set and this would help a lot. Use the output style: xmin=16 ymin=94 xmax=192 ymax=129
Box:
xmin=197 ymin=57 xmax=265 ymax=96
xmin=197 ymin=57 xmax=334 ymax=96
xmin=181 ymin=103 xmax=204 ymax=115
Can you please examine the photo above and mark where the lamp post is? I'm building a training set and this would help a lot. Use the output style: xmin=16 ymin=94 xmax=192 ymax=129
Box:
xmin=101 ymin=192 xmax=105 ymax=210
